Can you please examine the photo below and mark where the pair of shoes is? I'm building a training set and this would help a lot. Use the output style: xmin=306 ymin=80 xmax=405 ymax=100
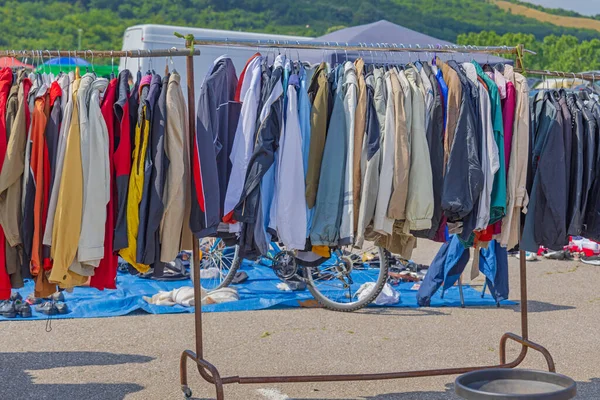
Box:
xmin=35 ymin=301 xmax=69 ymax=316
xmin=0 ymin=299 xmax=32 ymax=318
xmin=580 ymin=255 xmax=600 ymax=266
xmin=26 ymin=291 xmax=65 ymax=305
xmin=516 ymin=252 xmax=538 ymax=261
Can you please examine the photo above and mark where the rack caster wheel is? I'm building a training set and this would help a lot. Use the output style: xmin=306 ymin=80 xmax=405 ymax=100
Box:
xmin=182 ymin=385 xmax=192 ymax=398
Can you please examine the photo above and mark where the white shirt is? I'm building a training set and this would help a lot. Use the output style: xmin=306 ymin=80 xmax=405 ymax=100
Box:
xmin=223 ymin=54 xmax=263 ymax=227
xmin=339 ymin=61 xmax=357 ymax=244
xmin=275 ymin=80 xmax=307 ymax=249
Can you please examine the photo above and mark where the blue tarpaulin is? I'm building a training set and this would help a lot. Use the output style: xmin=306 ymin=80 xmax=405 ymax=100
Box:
xmin=0 ymin=260 xmax=513 ymax=321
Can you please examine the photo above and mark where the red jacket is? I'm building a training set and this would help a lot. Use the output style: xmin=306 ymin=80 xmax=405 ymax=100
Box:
xmin=91 ymin=78 xmax=118 ymax=290
xmin=0 ymin=67 xmax=13 ymax=299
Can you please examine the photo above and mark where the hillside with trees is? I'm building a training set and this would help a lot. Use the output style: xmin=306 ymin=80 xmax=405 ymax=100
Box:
xmin=1 ymin=0 xmax=599 ymax=51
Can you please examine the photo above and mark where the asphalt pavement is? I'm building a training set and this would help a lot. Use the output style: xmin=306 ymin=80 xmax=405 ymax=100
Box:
xmin=1 ymin=240 xmax=599 ymax=399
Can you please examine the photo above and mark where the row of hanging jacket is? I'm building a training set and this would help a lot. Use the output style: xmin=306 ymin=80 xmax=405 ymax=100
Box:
xmin=522 ymin=88 xmax=600 ymax=252
xmin=0 ymin=65 xmax=193 ymax=300
xmin=191 ymin=53 xmax=532 ymax=265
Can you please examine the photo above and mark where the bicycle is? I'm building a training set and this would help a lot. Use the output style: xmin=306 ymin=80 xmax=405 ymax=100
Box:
xmin=198 ymin=237 xmax=390 ymax=312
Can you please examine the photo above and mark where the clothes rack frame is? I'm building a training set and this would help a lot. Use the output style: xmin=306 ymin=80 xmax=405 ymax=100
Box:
xmin=177 ymin=38 xmax=555 ymax=400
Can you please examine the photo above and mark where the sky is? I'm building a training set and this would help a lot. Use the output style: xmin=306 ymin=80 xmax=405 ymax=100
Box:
xmin=520 ymin=0 xmax=600 ymax=16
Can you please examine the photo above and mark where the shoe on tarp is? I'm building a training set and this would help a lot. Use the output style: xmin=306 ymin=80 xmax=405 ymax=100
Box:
xmin=14 ymin=300 xmax=32 ymax=318
xmin=0 ymin=300 xmax=17 ymax=318
xmin=36 ymin=301 xmax=69 ymax=316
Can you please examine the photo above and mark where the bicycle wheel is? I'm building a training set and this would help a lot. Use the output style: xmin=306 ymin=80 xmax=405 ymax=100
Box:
xmin=197 ymin=238 xmax=241 ymax=290
xmin=304 ymin=245 xmax=389 ymax=312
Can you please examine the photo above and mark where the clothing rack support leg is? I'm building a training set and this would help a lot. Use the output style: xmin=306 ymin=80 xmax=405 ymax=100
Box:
xmin=497 ymin=249 xmax=555 ymax=372
xmin=178 ymin=48 xmax=227 ymax=400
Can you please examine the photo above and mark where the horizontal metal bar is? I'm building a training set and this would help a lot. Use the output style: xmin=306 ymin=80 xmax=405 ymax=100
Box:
xmin=219 ymin=362 xmax=517 ymax=385
xmin=516 ymin=68 xmax=600 ymax=81
xmin=190 ymin=37 xmax=535 ymax=55
xmin=1 ymin=48 xmax=200 ymax=59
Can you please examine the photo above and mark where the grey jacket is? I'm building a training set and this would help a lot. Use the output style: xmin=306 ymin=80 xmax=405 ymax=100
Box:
xmin=355 ymin=72 xmax=381 ymax=247
xmin=310 ymin=64 xmax=347 ymax=246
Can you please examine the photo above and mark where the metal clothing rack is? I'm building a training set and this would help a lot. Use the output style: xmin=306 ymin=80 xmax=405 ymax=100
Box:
xmin=177 ymin=38 xmax=555 ymax=400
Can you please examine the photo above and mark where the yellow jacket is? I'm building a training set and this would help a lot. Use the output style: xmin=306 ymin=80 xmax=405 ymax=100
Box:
xmin=118 ymin=103 xmax=151 ymax=273
xmin=49 ymin=76 xmax=87 ymax=288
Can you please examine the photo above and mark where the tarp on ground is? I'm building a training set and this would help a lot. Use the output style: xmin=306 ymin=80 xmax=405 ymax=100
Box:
xmin=0 ymin=260 xmax=513 ymax=321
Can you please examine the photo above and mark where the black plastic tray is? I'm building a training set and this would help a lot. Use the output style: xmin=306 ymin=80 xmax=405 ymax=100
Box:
xmin=455 ymin=368 xmax=576 ymax=400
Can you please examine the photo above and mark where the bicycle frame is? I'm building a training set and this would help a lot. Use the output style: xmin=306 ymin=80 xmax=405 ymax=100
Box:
xmin=209 ymin=238 xmax=341 ymax=266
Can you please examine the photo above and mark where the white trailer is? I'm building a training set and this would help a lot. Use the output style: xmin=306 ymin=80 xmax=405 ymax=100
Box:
xmin=119 ymin=24 xmax=312 ymax=99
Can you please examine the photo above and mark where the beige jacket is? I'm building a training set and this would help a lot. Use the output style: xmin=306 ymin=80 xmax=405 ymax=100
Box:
xmin=404 ymin=67 xmax=434 ymax=231
xmin=0 ymin=70 xmax=28 ymax=247
xmin=436 ymin=59 xmax=462 ymax=171
xmin=161 ymin=72 xmax=192 ymax=262
xmin=352 ymin=58 xmax=367 ymax=233
xmin=373 ymin=70 xmax=395 ymax=235
xmin=387 ymin=69 xmax=410 ymax=221
xmin=500 ymin=65 xmax=530 ymax=249
xmin=49 ymin=77 xmax=88 ymax=288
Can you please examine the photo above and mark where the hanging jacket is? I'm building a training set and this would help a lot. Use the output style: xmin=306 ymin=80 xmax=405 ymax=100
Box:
xmin=442 ymin=61 xmax=483 ymax=242
xmin=73 ymin=77 xmax=110 ymax=276
xmin=49 ymin=75 xmax=87 ymax=289
xmin=521 ymin=93 xmax=567 ymax=252
xmin=276 ymin=73 xmax=307 ymax=249
xmin=463 ymin=63 xmax=498 ymax=231
xmin=137 ymin=74 xmax=162 ymax=265
xmin=262 ymin=57 xmax=287 ymax=242
xmin=91 ymin=78 xmax=118 ymax=290
xmin=233 ymin=63 xmax=284 ymax=259
xmin=46 ymin=81 xmax=62 ymax=198
xmin=0 ymin=71 xmax=31 ymax=288
xmin=339 ymin=61 xmax=357 ymax=245
xmin=140 ymin=74 xmax=170 ymax=269
xmin=387 ymin=69 xmax=410 ymax=222
xmin=1 ymin=70 xmax=29 ymax=247
xmin=355 ymin=72 xmax=381 ymax=248
xmin=437 ymin=59 xmax=462 ymax=170
xmin=473 ymin=62 xmax=506 ymax=225
xmin=414 ymin=63 xmax=445 ymax=240
xmin=352 ymin=58 xmax=366 ymax=234
xmin=191 ymin=57 xmax=240 ymax=238
xmin=405 ymin=66 xmax=434 ymax=231
xmin=118 ymin=75 xmax=152 ymax=273
xmin=259 ymin=56 xmax=286 ymax=252
xmin=160 ymin=72 xmax=192 ymax=263
xmin=0 ymin=67 xmax=13 ymax=300
xmin=500 ymin=66 xmax=530 ymax=249
xmin=305 ymin=62 xmax=329 ymax=209
xmin=30 ymin=83 xmax=55 ymax=297
xmin=223 ymin=54 xmax=262 ymax=224
xmin=310 ymin=64 xmax=347 ymax=246
xmin=566 ymin=94 xmax=584 ymax=235
xmin=298 ymin=66 xmax=313 ymax=236
xmin=21 ymin=77 xmax=39 ymax=277
xmin=44 ymin=75 xmax=76 ymax=248
xmin=373 ymin=68 xmax=394 ymax=235
xmin=113 ymin=70 xmax=133 ymax=251
xmin=576 ymin=96 xmax=596 ymax=223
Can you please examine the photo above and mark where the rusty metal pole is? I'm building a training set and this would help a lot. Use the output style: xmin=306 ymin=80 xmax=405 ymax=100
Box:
xmin=185 ymin=45 xmax=204 ymax=362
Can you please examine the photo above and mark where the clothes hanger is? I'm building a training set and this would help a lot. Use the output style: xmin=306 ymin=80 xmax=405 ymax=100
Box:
xmin=110 ymin=51 xmax=116 ymax=80
xmin=169 ymin=47 xmax=177 ymax=74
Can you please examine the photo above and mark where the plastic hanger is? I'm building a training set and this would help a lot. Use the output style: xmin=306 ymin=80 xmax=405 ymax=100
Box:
xmin=111 ymin=51 xmax=116 ymax=80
